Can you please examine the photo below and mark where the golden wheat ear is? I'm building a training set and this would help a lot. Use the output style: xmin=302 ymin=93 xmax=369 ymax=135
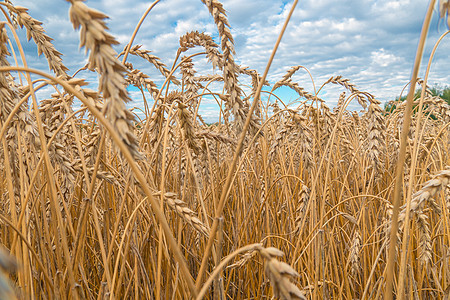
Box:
xmin=67 ymin=0 xmax=142 ymax=159
xmin=200 ymin=0 xmax=260 ymax=134
xmin=440 ymin=0 xmax=450 ymax=27
xmin=259 ymin=247 xmax=307 ymax=300
xmin=8 ymin=5 xmax=69 ymax=78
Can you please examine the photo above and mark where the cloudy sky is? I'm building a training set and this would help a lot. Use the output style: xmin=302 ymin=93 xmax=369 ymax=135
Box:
xmin=6 ymin=0 xmax=450 ymax=121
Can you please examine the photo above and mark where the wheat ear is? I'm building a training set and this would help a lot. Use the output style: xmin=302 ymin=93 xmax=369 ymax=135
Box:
xmin=9 ymin=5 xmax=69 ymax=78
xmin=67 ymin=0 xmax=141 ymax=159
xmin=197 ymin=244 xmax=306 ymax=300
xmin=154 ymin=192 xmax=209 ymax=237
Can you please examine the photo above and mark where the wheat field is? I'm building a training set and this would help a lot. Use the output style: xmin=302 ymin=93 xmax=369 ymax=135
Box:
xmin=0 ymin=0 xmax=449 ymax=299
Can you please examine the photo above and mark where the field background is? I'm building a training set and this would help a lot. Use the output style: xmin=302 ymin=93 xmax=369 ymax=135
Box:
xmin=0 ymin=0 xmax=449 ymax=299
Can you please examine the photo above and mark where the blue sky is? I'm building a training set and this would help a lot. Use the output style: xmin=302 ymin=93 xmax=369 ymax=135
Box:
xmin=6 ymin=0 xmax=450 ymax=122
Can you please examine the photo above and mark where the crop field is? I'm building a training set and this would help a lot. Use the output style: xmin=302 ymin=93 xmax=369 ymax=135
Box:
xmin=0 ymin=0 xmax=449 ymax=299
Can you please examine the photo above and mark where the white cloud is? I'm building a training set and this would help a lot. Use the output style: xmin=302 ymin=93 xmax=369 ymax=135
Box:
xmin=370 ymin=49 xmax=399 ymax=67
